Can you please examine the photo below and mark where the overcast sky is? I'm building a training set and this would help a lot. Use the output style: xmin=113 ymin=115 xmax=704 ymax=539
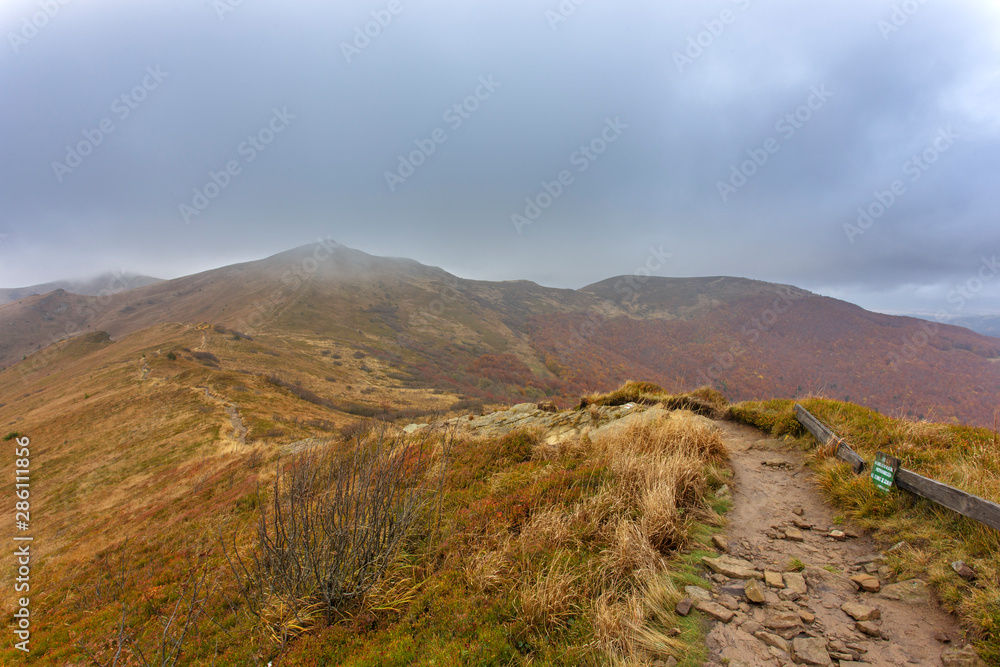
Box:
xmin=1 ymin=0 xmax=998 ymax=316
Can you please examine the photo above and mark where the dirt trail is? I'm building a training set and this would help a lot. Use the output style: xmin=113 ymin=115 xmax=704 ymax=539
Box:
xmin=199 ymin=386 xmax=247 ymax=446
xmin=699 ymin=419 xmax=972 ymax=666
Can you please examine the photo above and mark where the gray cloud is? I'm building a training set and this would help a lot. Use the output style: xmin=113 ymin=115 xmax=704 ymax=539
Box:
xmin=1 ymin=0 xmax=998 ymax=315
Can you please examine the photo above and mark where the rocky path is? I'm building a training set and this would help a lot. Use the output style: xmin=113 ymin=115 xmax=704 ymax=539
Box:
xmin=694 ymin=420 xmax=981 ymax=666
xmin=199 ymin=386 xmax=248 ymax=446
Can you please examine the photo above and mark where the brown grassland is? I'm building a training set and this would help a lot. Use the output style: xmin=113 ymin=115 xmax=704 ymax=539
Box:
xmin=1 ymin=315 xmax=998 ymax=665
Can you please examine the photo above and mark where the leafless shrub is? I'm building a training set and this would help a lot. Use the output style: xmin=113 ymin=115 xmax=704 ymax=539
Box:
xmin=224 ymin=424 xmax=431 ymax=645
xmin=77 ymin=544 xmax=215 ymax=667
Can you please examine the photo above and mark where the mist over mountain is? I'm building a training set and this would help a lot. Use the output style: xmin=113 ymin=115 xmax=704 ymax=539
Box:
xmin=0 ymin=272 xmax=162 ymax=305
xmin=2 ymin=242 xmax=997 ymax=427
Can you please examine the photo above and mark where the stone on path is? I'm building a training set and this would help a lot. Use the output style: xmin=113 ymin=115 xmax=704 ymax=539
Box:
xmin=879 ymin=579 xmax=931 ymax=605
xmin=753 ymin=631 xmax=789 ymax=653
xmin=763 ymin=610 xmax=801 ymax=631
xmin=685 ymin=585 xmax=711 ymax=602
xmin=702 ymin=555 xmax=764 ymax=580
xmin=696 ymin=601 xmax=735 ymax=623
xmin=765 ymin=570 xmax=784 ymax=588
xmin=803 ymin=566 xmax=856 ymax=594
xmin=783 ymin=571 xmax=808 ymax=596
xmin=850 ymin=573 xmax=881 ymax=592
xmin=675 ymin=598 xmax=693 ymax=616
xmin=841 ymin=602 xmax=881 ymax=621
xmin=783 ymin=527 xmax=806 ymax=542
xmin=744 ymin=579 xmax=766 ymax=604
xmin=791 ymin=637 xmax=832 ymax=666
xmin=856 ymin=620 xmax=887 ymax=639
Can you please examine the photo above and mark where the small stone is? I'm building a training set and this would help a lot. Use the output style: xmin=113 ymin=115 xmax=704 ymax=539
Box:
xmin=784 ymin=527 xmax=806 ymax=542
xmin=790 ymin=636 xmax=832 ymax=666
xmin=765 ymin=570 xmax=784 ymax=588
xmin=740 ymin=619 xmax=763 ymax=636
xmin=712 ymin=534 xmax=730 ymax=553
xmin=941 ymin=644 xmax=987 ymax=666
xmin=878 ymin=565 xmax=893 ymax=580
xmin=792 ymin=518 xmax=813 ymax=530
xmin=934 ymin=631 xmax=952 ymax=644
xmin=793 ymin=507 xmax=804 ymax=516
xmin=841 ymin=602 xmax=881 ymax=621
xmin=951 ymin=560 xmax=978 ymax=582
xmin=879 ymin=579 xmax=931 ymax=605
xmin=675 ymin=598 xmax=693 ymax=616
xmin=854 ymin=553 xmax=884 ymax=565
xmin=702 ymin=555 xmax=765 ymax=580
xmin=714 ymin=484 xmax=730 ymax=498
xmin=856 ymin=620 xmax=884 ymax=638
xmin=763 ymin=610 xmax=801 ymax=631
xmin=696 ymin=601 xmax=735 ymax=623
xmin=745 ymin=579 xmax=767 ymax=604
xmin=718 ymin=594 xmax=740 ymax=611
xmin=779 ymin=588 xmax=800 ymax=602
xmin=829 ymin=529 xmax=847 ymax=541
xmin=887 ymin=540 xmax=908 ymax=553
xmin=783 ymin=571 xmax=808 ymax=596
xmin=721 ymin=581 xmax=747 ymax=598
xmin=850 ymin=574 xmax=881 ymax=592
xmin=754 ymin=631 xmax=790 ymax=653
xmin=685 ymin=585 xmax=712 ymax=602
xmin=844 ymin=529 xmax=859 ymax=538
xmin=797 ymin=609 xmax=815 ymax=624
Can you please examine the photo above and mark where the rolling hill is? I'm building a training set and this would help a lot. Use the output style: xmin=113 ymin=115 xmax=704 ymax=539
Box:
xmin=2 ymin=241 xmax=999 ymax=427
xmin=3 ymin=241 xmax=1000 ymax=664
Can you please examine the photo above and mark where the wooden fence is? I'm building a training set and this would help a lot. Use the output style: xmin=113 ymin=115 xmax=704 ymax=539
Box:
xmin=794 ymin=403 xmax=1000 ymax=533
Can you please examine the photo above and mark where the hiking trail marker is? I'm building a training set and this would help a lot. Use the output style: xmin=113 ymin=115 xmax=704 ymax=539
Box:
xmin=871 ymin=451 xmax=901 ymax=493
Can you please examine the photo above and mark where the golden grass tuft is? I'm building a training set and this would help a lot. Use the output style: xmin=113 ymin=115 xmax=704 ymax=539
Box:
xmin=519 ymin=556 xmax=583 ymax=635
xmin=518 ymin=506 xmax=575 ymax=552
xmin=600 ymin=519 xmax=665 ymax=587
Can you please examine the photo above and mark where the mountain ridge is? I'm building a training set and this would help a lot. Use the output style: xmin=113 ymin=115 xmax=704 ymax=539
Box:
xmin=2 ymin=241 xmax=999 ymax=427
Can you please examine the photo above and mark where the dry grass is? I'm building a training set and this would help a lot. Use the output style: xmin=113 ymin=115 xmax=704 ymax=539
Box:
xmin=580 ymin=408 xmax=728 ymax=662
xmin=520 ymin=556 xmax=583 ymax=635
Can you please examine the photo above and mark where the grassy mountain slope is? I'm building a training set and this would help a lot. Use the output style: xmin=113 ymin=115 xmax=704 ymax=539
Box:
xmin=2 ymin=243 xmax=999 ymax=427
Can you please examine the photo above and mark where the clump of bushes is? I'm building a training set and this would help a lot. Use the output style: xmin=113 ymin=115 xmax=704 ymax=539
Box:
xmin=224 ymin=425 xmax=432 ymax=645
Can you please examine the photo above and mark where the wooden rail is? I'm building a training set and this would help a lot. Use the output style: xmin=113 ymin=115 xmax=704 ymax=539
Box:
xmin=794 ymin=404 xmax=1000 ymax=533
xmin=793 ymin=404 xmax=865 ymax=473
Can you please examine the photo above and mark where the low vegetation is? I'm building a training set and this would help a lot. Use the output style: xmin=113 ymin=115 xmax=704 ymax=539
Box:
xmin=732 ymin=397 xmax=1000 ymax=662
xmin=30 ymin=383 xmax=730 ymax=665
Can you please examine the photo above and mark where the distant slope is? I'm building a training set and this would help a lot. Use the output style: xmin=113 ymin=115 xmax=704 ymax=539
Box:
xmin=529 ymin=290 xmax=1000 ymax=426
xmin=950 ymin=315 xmax=1000 ymax=338
xmin=0 ymin=272 xmax=161 ymax=304
xmin=2 ymin=241 xmax=999 ymax=427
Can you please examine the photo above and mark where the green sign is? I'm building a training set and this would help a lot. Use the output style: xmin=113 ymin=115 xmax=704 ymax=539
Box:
xmin=871 ymin=452 xmax=899 ymax=493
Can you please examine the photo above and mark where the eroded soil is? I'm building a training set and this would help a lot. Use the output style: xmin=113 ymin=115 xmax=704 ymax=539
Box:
xmin=700 ymin=420 xmax=974 ymax=666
